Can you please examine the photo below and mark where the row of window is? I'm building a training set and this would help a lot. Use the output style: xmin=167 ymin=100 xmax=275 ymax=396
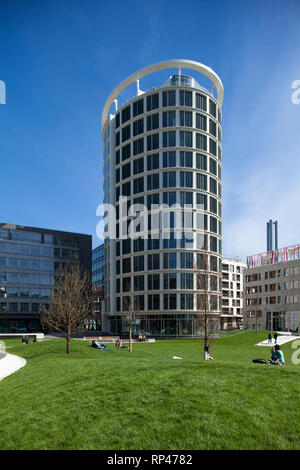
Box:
xmin=116 ymin=112 xmax=221 ymax=144
xmin=0 ymin=287 xmax=51 ymax=299
xmin=116 ymin=173 xmax=221 ymax=199
xmin=0 ymin=272 xmax=54 ymax=286
xmin=115 ymin=132 xmax=220 ymax=163
xmin=0 ymin=243 xmax=80 ymax=259
xmin=0 ymin=302 xmax=48 ymax=313
xmin=116 ymin=253 xmax=221 ymax=275
xmin=115 ymin=90 xmax=220 ymax=128
xmin=0 ymin=230 xmax=79 ymax=247
xmin=115 ymin=292 xmax=220 ymax=312
xmin=116 ymin=152 xmax=221 ymax=180
xmin=0 ymin=258 xmax=54 ymax=271
xmin=116 ymin=272 xmax=219 ymax=293
xmin=116 ymin=191 xmax=221 ymax=216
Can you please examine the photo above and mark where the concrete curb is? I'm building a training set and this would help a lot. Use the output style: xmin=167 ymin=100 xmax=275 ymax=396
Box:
xmin=0 ymin=353 xmax=27 ymax=381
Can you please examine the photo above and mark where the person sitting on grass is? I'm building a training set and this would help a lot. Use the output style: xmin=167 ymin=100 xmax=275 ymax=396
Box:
xmin=204 ymin=345 xmax=214 ymax=361
xmin=119 ymin=339 xmax=128 ymax=349
xmin=268 ymin=344 xmax=285 ymax=365
xmin=92 ymin=340 xmax=111 ymax=351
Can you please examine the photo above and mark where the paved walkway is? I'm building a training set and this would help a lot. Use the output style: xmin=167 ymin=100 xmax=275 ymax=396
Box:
xmin=256 ymin=335 xmax=299 ymax=347
xmin=0 ymin=353 xmax=26 ymax=381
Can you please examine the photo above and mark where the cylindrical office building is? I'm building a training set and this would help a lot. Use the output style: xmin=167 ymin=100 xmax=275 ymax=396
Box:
xmin=101 ymin=60 xmax=223 ymax=337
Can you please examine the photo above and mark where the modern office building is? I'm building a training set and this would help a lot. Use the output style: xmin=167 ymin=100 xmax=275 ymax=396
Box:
xmin=0 ymin=223 xmax=92 ymax=333
xmin=221 ymin=257 xmax=246 ymax=330
xmin=91 ymin=243 xmax=105 ymax=330
xmin=244 ymin=243 xmax=300 ymax=332
xmin=100 ymin=59 xmax=223 ymax=337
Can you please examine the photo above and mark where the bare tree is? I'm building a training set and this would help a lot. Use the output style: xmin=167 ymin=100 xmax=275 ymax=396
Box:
xmin=194 ymin=254 xmax=221 ymax=356
xmin=244 ymin=305 xmax=263 ymax=333
xmin=40 ymin=264 xmax=92 ymax=354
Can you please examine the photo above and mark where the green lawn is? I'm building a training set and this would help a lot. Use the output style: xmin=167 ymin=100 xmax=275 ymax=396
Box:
xmin=0 ymin=331 xmax=299 ymax=450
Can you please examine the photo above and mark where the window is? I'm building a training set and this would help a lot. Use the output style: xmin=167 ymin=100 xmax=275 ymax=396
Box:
xmin=210 ymin=177 xmax=217 ymax=195
xmin=122 ymin=239 xmax=131 ymax=255
xmin=122 ymin=277 xmax=131 ymax=292
xmin=116 ymin=131 xmax=120 ymax=147
xmin=122 ymin=143 xmax=131 ymax=161
xmin=133 ymin=238 xmax=144 ymax=253
xmin=163 ymin=252 xmax=177 ymax=269
xmin=196 ymin=93 xmax=207 ymax=111
xmin=209 ymin=99 xmax=217 ymax=118
xmin=148 ymin=274 xmax=160 ymax=290
xmin=148 ymin=253 xmax=160 ymax=270
xmin=133 ymin=118 xmax=144 ymax=136
xmin=210 ymin=197 xmax=218 ymax=214
xmin=134 ymin=295 xmax=144 ymax=311
xmin=181 ymin=294 xmax=193 ymax=310
xmin=164 ymin=273 xmax=177 ymax=290
xmin=147 ymin=93 xmax=159 ymax=111
xmin=148 ymin=294 xmax=160 ymax=310
xmin=180 ymin=171 xmax=193 ymax=188
xmin=209 ymin=119 xmax=217 ymax=137
xmin=163 ymin=131 xmax=176 ymax=147
xmin=196 ymin=153 xmax=207 ymax=171
xmin=181 ymin=273 xmax=193 ymax=290
xmin=209 ymin=158 xmax=217 ymax=175
xmin=134 ymin=255 xmax=144 ymax=272
xmin=209 ymin=138 xmax=217 ymax=156
xmin=180 ymin=131 xmax=192 ymax=147
xmin=163 ymin=151 xmax=176 ymax=168
xmin=162 ymin=90 xmax=176 ymax=107
xmin=210 ymin=217 xmax=218 ymax=234
xmin=181 ymin=252 xmax=193 ymax=269
xmin=133 ymin=157 xmax=144 ymax=175
xmin=147 ymin=173 xmax=160 ymax=190
xmin=147 ymin=236 xmax=160 ymax=250
xmin=180 ymin=191 xmax=193 ymax=207
xmin=147 ymin=113 xmax=159 ymax=131
xmin=163 ymin=172 xmax=176 ymax=188
xmin=180 ymin=111 xmax=192 ymax=127
xmin=122 ymin=162 xmax=131 ymax=180
xmin=147 ymin=133 xmax=159 ymax=151
xmin=196 ymin=133 xmax=207 ymax=151
xmin=196 ymin=113 xmax=207 ymax=131
xmin=133 ymin=177 xmax=144 ymax=194
xmin=147 ymin=153 xmax=159 ymax=171
xmin=134 ymin=275 xmax=144 ymax=291
xmin=122 ymin=181 xmax=131 ymax=197
xmin=179 ymin=90 xmax=192 ymax=107
xmin=164 ymin=293 xmax=177 ymax=310
xmin=133 ymin=137 xmax=144 ymax=156
xmin=122 ymin=257 xmax=131 ymax=274
xmin=133 ymin=98 xmax=144 ymax=117
xmin=122 ymin=124 xmax=131 ymax=143
xmin=163 ymin=111 xmax=176 ymax=127
xmin=116 ymin=149 xmax=120 ymax=165
xmin=163 ymin=191 xmax=176 ymax=207
xmin=121 ymin=105 xmax=131 ymax=124
xmin=147 ymin=193 xmax=159 ymax=211
xmin=180 ymin=151 xmax=192 ymax=167
xmin=115 ymin=113 xmax=120 ymax=129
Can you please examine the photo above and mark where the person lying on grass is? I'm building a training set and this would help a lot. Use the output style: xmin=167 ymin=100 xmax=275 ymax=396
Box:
xmin=92 ymin=340 xmax=111 ymax=351
xmin=268 ymin=344 xmax=285 ymax=365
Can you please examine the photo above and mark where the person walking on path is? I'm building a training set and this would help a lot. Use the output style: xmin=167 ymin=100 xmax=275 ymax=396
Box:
xmin=274 ymin=331 xmax=278 ymax=344
xmin=268 ymin=333 xmax=272 ymax=344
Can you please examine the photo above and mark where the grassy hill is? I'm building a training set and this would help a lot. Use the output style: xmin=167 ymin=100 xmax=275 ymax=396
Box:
xmin=0 ymin=330 xmax=299 ymax=450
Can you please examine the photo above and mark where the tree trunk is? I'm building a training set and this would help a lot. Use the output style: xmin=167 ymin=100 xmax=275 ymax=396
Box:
xmin=129 ymin=314 xmax=132 ymax=353
xmin=66 ymin=329 xmax=70 ymax=354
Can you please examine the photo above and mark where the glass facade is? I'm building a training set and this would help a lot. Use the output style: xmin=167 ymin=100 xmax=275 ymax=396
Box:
xmin=102 ymin=65 xmax=223 ymax=337
xmin=0 ymin=224 xmax=92 ymax=333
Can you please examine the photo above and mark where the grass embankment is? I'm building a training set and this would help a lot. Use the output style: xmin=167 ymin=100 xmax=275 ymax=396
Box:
xmin=0 ymin=331 xmax=299 ymax=450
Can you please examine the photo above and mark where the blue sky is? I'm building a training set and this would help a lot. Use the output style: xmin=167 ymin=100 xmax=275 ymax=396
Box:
xmin=0 ymin=0 xmax=300 ymax=260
